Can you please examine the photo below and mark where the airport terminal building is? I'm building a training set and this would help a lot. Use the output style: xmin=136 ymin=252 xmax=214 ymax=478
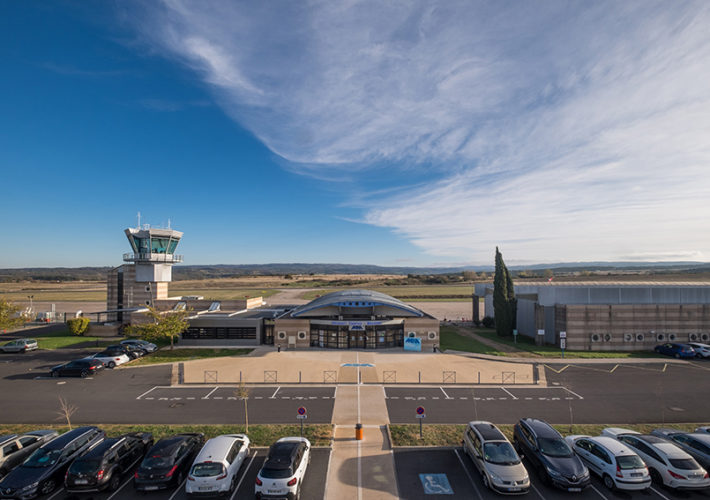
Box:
xmin=474 ymin=282 xmax=710 ymax=350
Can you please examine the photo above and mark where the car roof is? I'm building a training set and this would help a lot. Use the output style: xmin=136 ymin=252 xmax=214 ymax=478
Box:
xmin=588 ymin=436 xmax=637 ymax=455
xmin=44 ymin=427 xmax=98 ymax=450
xmin=264 ymin=442 xmax=301 ymax=470
xmin=522 ymin=418 xmax=560 ymax=438
xmin=469 ymin=421 xmax=506 ymax=441
xmin=0 ymin=434 xmax=19 ymax=445
xmin=76 ymin=437 xmax=125 ymax=459
xmin=150 ymin=435 xmax=192 ymax=455
xmin=196 ymin=435 xmax=245 ymax=462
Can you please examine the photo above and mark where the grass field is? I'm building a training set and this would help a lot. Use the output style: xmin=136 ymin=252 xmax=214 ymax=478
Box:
xmin=30 ymin=329 xmax=115 ymax=350
xmin=300 ymin=285 xmax=474 ymax=301
xmin=389 ymin=422 xmax=707 ymax=447
xmin=129 ymin=348 xmax=253 ymax=365
xmin=0 ymin=424 xmax=332 ymax=447
xmin=439 ymin=325 xmax=505 ymax=356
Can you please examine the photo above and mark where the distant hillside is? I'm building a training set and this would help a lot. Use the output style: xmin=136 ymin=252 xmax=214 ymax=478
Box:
xmin=1 ymin=261 xmax=709 ymax=282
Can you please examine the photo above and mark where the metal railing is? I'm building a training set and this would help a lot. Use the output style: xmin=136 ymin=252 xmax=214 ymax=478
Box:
xmin=123 ymin=252 xmax=183 ymax=263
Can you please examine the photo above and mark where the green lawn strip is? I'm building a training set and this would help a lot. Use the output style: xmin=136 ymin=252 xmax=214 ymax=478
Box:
xmin=169 ymin=288 xmax=279 ymax=300
xmin=128 ymin=348 xmax=254 ymax=365
xmin=389 ymin=423 xmax=708 ymax=447
xmin=32 ymin=329 xmax=116 ymax=350
xmin=0 ymin=424 xmax=332 ymax=447
xmin=439 ymin=325 xmax=505 ymax=356
xmin=474 ymin=329 xmax=661 ymax=359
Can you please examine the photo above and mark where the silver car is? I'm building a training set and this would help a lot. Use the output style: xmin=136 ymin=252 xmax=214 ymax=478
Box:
xmin=687 ymin=342 xmax=710 ymax=358
xmin=0 ymin=339 xmax=38 ymax=353
xmin=463 ymin=421 xmax=530 ymax=494
xmin=652 ymin=429 xmax=710 ymax=471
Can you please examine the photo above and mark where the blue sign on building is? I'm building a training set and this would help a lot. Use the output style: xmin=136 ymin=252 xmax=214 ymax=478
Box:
xmin=419 ymin=474 xmax=453 ymax=495
xmin=404 ymin=336 xmax=422 ymax=351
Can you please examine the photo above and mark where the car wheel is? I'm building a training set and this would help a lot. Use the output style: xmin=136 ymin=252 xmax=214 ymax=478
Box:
xmin=177 ymin=470 xmax=185 ymax=485
xmin=482 ymin=473 xmax=490 ymax=490
xmin=80 ymin=370 xmax=89 ymax=378
xmin=602 ymin=473 xmax=615 ymax=490
xmin=40 ymin=479 xmax=56 ymax=495
xmin=109 ymin=471 xmax=121 ymax=490
xmin=51 ymin=370 xmax=59 ymax=378
xmin=649 ymin=468 xmax=662 ymax=485
xmin=108 ymin=361 xmax=116 ymax=369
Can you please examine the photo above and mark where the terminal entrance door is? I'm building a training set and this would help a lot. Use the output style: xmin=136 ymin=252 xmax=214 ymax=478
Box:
xmin=349 ymin=330 xmax=366 ymax=348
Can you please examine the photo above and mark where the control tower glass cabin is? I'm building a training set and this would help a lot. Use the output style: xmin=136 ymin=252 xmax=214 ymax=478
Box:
xmin=123 ymin=227 xmax=183 ymax=283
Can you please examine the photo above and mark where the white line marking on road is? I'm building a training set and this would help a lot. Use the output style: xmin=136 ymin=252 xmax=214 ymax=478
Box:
xmin=168 ymin=474 xmax=188 ymax=500
xmin=107 ymin=472 xmax=134 ymax=500
xmin=440 ymin=387 xmax=453 ymax=399
xmin=529 ymin=482 xmax=546 ymax=499
xmin=453 ymin=448 xmax=484 ymax=500
xmin=418 ymin=396 xmax=426 ymax=400
xmin=281 ymin=396 xmax=290 ymax=399
xmin=228 ymin=396 xmax=236 ymax=400
xmin=270 ymin=386 xmax=281 ymax=399
xmin=255 ymin=396 xmax=263 ymax=399
xmin=499 ymin=397 xmax=507 ymax=400
xmin=610 ymin=364 xmax=619 ymax=373
xmin=136 ymin=386 xmax=158 ymax=400
xmin=405 ymin=396 xmax=414 ymax=400
xmin=46 ymin=487 xmax=65 ymax=500
xmin=187 ymin=397 xmax=195 ymax=400
xmin=590 ymin=484 xmax=609 ymax=499
xmin=213 ymin=396 xmax=223 ymax=400
xmin=159 ymin=397 xmax=168 ymax=400
xmin=231 ymin=450 xmax=258 ymax=500
xmin=459 ymin=397 xmax=468 ymax=400
xmin=650 ymin=486 xmax=673 ymax=500
xmin=145 ymin=397 xmax=154 ymax=400
xmin=563 ymin=387 xmax=584 ymax=400
xmin=525 ymin=397 xmax=533 ymax=400
xmin=309 ymin=396 xmax=317 ymax=399
xmin=565 ymin=397 xmax=574 ymax=400
xmin=551 ymin=397 xmax=560 ymax=400
xmin=171 ymin=397 xmax=182 ymax=400
xmin=202 ymin=386 xmax=219 ymax=400
xmin=501 ymin=387 xmax=518 ymax=400
xmin=390 ymin=396 xmax=399 ymax=399
xmin=538 ymin=397 xmax=547 ymax=400
xmin=432 ymin=396 xmax=440 ymax=400
xmin=321 ymin=396 xmax=330 ymax=399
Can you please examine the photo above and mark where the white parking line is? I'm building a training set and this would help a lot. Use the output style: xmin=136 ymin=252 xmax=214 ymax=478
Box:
xmin=46 ymin=487 xmax=65 ymax=500
xmin=590 ymin=484 xmax=609 ymax=499
xmin=107 ymin=473 xmax=135 ymax=500
xmin=231 ymin=450 xmax=259 ymax=500
xmin=562 ymin=387 xmax=584 ymax=400
xmin=500 ymin=387 xmax=518 ymax=400
xmin=202 ymin=386 xmax=220 ymax=400
xmin=270 ymin=386 xmax=281 ymax=399
xmin=136 ymin=386 xmax=158 ymax=400
xmin=168 ymin=474 xmax=189 ymax=500
xmin=650 ymin=486 xmax=673 ymax=500
xmin=453 ymin=448 xmax=484 ymax=500
xmin=440 ymin=387 xmax=453 ymax=399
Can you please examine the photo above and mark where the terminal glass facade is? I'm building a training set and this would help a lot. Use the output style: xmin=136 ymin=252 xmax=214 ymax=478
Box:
xmin=309 ymin=324 xmax=403 ymax=349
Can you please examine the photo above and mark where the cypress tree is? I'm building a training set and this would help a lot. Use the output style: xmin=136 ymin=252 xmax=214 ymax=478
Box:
xmin=493 ymin=247 xmax=515 ymax=336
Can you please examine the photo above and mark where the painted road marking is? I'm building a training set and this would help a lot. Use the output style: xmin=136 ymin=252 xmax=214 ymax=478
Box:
xmin=270 ymin=386 xmax=281 ymax=399
xmin=501 ymin=387 xmax=518 ymax=400
xmin=136 ymin=386 xmax=158 ymax=400
xmin=230 ymin=450 xmax=258 ymax=500
xmin=440 ymin=387 xmax=453 ymax=399
xmin=562 ymin=387 xmax=584 ymax=400
xmin=419 ymin=473 xmax=454 ymax=495
xmin=202 ymin=386 xmax=219 ymax=400
xmin=453 ymin=449 xmax=484 ymax=500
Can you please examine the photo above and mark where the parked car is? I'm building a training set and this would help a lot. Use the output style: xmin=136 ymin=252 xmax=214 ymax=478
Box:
xmin=512 ymin=418 xmax=589 ymax=491
xmin=651 ymin=429 xmax=710 ymax=470
xmin=83 ymin=351 xmax=131 ymax=369
xmin=255 ymin=437 xmax=311 ymax=500
xmin=134 ymin=433 xmax=204 ymax=492
xmin=696 ymin=427 xmax=710 ymax=434
xmin=0 ymin=426 xmax=104 ymax=499
xmin=106 ymin=344 xmax=144 ymax=359
xmin=462 ymin=421 xmax=529 ymax=494
xmin=687 ymin=342 xmax=710 ymax=359
xmin=0 ymin=339 xmax=38 ymax=354
xmin=50 ymin=359 xmax=104 ymax=378
xmin=186 ymin=434 xmax=250 ymax=498
xmin=602 ymin=428 xmax=710 ymax=489
xmin=120 ymin=339 xmax=158 ymax=354
xmin=564 ymin=435 xmax=651 ymax=491
xmin=0 ymin=431 xmax=58 ymax=480
xmin=654 ymin=342 xmax=696 ymax=359
xmin=65 ymin=432 xmax=153 ymax=494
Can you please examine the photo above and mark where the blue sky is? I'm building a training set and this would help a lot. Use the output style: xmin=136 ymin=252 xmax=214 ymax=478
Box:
xmin=2 ymin=1 xmax=710 ymax=268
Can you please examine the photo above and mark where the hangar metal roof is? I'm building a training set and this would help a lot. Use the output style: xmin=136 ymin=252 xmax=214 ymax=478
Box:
xmin=287 ymin=289 xmax=425 ymax=318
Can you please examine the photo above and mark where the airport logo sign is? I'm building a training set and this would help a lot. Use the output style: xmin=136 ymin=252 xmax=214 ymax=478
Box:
xmin=404 ymin=336 xmax=422 ymax=351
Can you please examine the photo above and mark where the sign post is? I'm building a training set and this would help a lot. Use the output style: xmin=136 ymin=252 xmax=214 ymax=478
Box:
xmin=560 ymin=331 xmax=567 ymax=358
xmin=297 ymin=406 xmax=307 ymax=437
xmin=416 ymin=406 xmax=426 ymax=439
xmin=513 ymin=329 xmax=518 ymax=344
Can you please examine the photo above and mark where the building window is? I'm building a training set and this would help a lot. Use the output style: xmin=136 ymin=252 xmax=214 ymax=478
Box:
xmin=278 ymin=331 xmax=287 ymax=340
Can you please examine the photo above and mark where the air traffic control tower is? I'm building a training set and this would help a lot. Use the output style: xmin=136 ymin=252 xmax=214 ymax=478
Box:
xmin=106 ymin=225 xmax=183 ymax=323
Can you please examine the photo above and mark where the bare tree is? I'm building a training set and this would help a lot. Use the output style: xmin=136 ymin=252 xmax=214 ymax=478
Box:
xmin=56 ymin=396 xmax=78 ymax=430
xmin=234 ymin=381 xmax=250 ymax=433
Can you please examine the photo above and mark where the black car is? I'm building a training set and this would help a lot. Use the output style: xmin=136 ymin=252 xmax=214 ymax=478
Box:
xmin=105 ymin=345 xmax=143 ymax=360
xmin=0 ymin=426 xmax=104 ymax=499
xmin=50 ymin=359 xmax=104 ymax=378
xmin=0 ymin=431 xmax=58 ymax=480
xmin=513 ymin=418 xmax=590 ymax=492
xmin=134 ymin=433 xmax=204 ymax=492
xmin=65 ymin=432 xmax=153 ymax=493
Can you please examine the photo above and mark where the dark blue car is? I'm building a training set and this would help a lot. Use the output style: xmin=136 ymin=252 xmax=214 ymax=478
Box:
xmin=654 ymin=342 xmax=696 ymax=359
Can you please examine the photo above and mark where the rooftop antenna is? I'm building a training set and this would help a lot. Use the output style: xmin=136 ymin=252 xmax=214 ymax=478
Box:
xmin=137 ymin=211 xmax=141 ymax=228
xmin=168 ymin=218 xmax=171 ymax=229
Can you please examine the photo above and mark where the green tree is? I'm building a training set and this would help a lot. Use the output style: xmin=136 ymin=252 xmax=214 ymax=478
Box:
xmin=124 ymin=306 xmax=189 ymax=350
xmin=493 ymin=247 xmax=516 ymax=337
xmin=0 ymin=297 xmax=26 ymax=332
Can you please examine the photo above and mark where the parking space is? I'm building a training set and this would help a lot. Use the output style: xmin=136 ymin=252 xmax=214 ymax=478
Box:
xmin=394 ymin=447 xmax=710 ymax=499
xmin=36 ymin=448 xmax=330 ymax=500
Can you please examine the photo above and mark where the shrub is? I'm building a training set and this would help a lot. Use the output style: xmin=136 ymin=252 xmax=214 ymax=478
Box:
xmin=481 ymin=316 xmax=495 ymax=328
xmin=66 ymin=317 xmax=90 ymax=336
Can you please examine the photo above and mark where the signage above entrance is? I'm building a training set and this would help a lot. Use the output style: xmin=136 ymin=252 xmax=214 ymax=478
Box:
xmin=404 ymin=337 xmax=422 ymax=352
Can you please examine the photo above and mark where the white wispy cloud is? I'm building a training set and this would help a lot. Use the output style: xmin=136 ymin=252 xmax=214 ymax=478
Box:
xmin=132 ymin=0 xmax=710 ymax=263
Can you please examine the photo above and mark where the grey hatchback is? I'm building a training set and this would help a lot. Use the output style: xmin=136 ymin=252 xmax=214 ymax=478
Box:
xmin=0 ymin=339 xmax=38 ymax=353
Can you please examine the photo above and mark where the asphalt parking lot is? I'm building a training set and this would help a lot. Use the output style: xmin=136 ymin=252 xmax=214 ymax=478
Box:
xmin=25 ymin=448 xmax=330 ymax=500
xmin=394 ymin=447 xmax=710 ymax=499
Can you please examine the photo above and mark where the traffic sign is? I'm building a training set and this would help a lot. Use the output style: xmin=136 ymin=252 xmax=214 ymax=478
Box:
xmin=560 ymin=339 xmax=566 ymax=349
xmin=560 ymin=331 xmax=567 ymax=339
xmin=416 ymin=406 xmax=425 ymax=415
xmin=297 ymin=406 xmax=307 ymax=416
xmin=296 ymin=415 xmax=307 ymax=420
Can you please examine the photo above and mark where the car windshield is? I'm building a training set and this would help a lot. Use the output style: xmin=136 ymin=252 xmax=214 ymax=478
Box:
xmin=142 ymin=455 xmax=172 ymax=469
xmin=483 ymin=442 xmax=520 ymax=465
xmin=669 ymin=458 xmax=700 ymax=470
xmin=260 ymin=467 xmax=293 ymax=479
xmin=538 ymin=438 xmax=573 ymax=457
xmin=24 ymin=448 xmax=62 ymax=467
xmin=70 ymin=459 xmax=101 ymax=474
xmin=617 ymin=455 xmax=645 ymax=469
xmin=191 ymin=462 xmax=225 ymax=477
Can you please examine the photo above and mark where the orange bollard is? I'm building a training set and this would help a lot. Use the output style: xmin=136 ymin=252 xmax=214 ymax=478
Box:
xmin=355 ymin=423 xmax=363 ymax=440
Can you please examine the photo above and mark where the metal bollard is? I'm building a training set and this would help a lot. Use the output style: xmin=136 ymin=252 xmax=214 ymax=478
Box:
xmin=355 ymin=423 xmax=363 ymax=441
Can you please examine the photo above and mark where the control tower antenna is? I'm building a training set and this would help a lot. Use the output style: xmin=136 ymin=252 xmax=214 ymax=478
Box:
xmin=137 ymin=211 xmax=141 ymax=228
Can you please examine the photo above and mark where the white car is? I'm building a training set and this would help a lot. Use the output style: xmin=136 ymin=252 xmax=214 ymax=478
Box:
xmin=0 ymin=339 xmax=38 ymax=353
xmin=688 ymin=342 xmax=710 ymax=358
xmin=120 ymin=339 xmax=158 ymax=353
xmin=83 ymin=351 xmax=130 ymax=369
xmin=186 ymin=433 xmax=250 ymax=498
xmin=602 ymin=428 xmax=710 ymax=490
xmin=463 ymin=421 xmax=529 ymax=494
xmin=255 ymin=437 xmax=310 ymax=500
xmin=565 ymin=435 xmax=650 ymax=491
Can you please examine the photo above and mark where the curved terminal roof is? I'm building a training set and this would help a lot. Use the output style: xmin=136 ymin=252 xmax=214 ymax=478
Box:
xmin=287 ymin=289 xmax=426 ymax=318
